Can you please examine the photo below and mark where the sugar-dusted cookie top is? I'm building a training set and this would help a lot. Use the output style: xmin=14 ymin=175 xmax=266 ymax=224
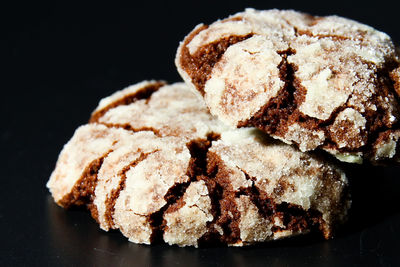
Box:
xmin=176 ymin=9 xmax=400 ymax=164
xmin=47 ymin=81 xmax=350 ymax=246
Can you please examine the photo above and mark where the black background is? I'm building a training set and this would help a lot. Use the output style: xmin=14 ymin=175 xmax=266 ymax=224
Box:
xmin=2 ymin=1 xmax=400 ymax=266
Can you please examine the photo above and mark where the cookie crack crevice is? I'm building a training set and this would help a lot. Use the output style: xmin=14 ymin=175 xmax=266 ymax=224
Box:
xmin=236 ymin=181 xmax=326 ymax=239
xmin=179 ymin=30 xmax=254 ymax=96
xmin=59 ymin=150 xmax=113 ymax=212
xmin=351 ymin=62 xmax=400 ymax=156
xmin=296 ymin=29 xmax=352 ymax=41
xmin=149 ymin=180 xmax=192 ymax=244
xmin=240 ymin=50 xmax=400 ymax=156
xmin=238 ymin=48 xmax=300 ymax=135
xmin=90 ymin=81 xmax=165 ymax=123
xmin=103 ymin=150 xmax=158 ymax=229
xmin=149 ymin=132 xmax=221 ymax=244
xmin=97 ymin=122 xmax=162 ymax=137
xmin=197 ymin=151 xmax=242 ymax=246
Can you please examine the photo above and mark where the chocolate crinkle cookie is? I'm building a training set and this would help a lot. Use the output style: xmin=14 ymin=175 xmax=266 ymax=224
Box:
xmin=176 ymin=8 xmax=400 ymax=164
xmin=47 ymin=81 xmax=350 ymax=247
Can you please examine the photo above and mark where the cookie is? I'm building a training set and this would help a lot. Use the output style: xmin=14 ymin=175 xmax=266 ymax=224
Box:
xmin=176 ymin=9 xmax=400 ymax=164
xmin=47 ymin=81 xmax=350 ymax=247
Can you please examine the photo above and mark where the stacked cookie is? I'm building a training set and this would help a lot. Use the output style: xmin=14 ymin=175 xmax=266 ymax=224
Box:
xmin=47 ymin=9 xmax=400 ymax=247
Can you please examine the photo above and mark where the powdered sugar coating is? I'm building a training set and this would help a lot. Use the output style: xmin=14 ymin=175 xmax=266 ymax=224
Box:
xmin=329 ymin=108 xmax=367 ymax=149
xmin=95 ymin=82 xmax=228 ymax=140
xmin=204 ymin=35 xmax=284 ymax=126
xmin=176 ymin=9 xmax=400 ymax=164
xmin=163 ymin=181 xmax=213 ymax=247
xmin=48 ymin=81 xmax=350 ymax=246
xmin=94 ymin=131 xmax=161 ymax=230
xmin=93 ymin=81 xmax=159 ymax=114
xmin=94 ymin=132 xmax=189 ymax=231
xmin=113 ymin=143 xmax=191 ymax=244
xmin=47 ymin=124 xmax=135 ymax=204
xmin=371 ymin=130 xmax=400 ymax=163
xmin=235 ymin=196 xmax=272 ymax=244
xmin=211 ymin=128 xmax=349 ymax=240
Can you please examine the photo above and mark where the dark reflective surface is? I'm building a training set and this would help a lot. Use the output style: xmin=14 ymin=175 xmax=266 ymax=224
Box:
xmin=37 ymin=166 xmax=400 ymax=267
xmin=2 ymin=1 xmax=400 ymax=266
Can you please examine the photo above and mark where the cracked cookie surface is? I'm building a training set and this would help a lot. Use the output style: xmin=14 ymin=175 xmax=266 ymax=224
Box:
xmin=47 ymin=81 xmax=350 ymax=247
xmin=176 ymin=9 xmax=400 ymax=164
